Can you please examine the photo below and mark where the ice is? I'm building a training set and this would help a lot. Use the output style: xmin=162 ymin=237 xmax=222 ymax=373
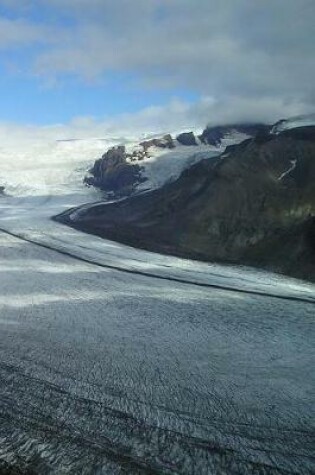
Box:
xmin=271 ymin=113 xmax=315 ymax=134
xmin=137 ymin=144 xmax=219 ymax=191
xmin=0 ymin=131 xmax=314 ymax=473
xmin=278 ymin=159 xmax=297 ymax=180
xmin=0 ymin=230 xmax=314 ymax=474
xmin=0 ymin=137 xmax=117 ymax=197
xmin=0 ymin=135 xmax=314 ymax=301
xmin=1 ymin=193 xmax=314 ymax=305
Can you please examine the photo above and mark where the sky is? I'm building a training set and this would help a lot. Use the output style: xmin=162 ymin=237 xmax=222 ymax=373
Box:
xmin=0 ymin=0 xmax=314 ymax=137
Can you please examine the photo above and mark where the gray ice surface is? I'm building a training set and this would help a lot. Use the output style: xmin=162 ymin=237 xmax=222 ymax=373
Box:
xmin=0 ymin=230 xmax=314 ymax=474
xmin=0 ymin=152 xmax=314 ymax=473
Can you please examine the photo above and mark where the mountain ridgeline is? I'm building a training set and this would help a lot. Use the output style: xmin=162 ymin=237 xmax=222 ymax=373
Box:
xmin=56 ymin=123 xmax=315 ymax=281
xmin=84 ymin=124 xmax=267 ymax=195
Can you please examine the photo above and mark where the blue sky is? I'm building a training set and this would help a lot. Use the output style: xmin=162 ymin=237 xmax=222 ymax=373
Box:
xmin=0 ymin=1 xmax=199 ymax=124
xmin=0 ymin=0 xmax=313 ymax=131
xmin=0 ymin=64 xmax=199 ymax=124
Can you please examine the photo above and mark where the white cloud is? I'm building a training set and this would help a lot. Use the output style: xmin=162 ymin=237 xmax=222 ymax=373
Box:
xmin=0 ymin=17 xmax=46 ymax=48
xmin=31 ymin=1 xmax=315 ymax=107
xmin=0 ymin=0 xmax=314 ymax=121
xmin=0 ymin=95 xmax=312 ymax=150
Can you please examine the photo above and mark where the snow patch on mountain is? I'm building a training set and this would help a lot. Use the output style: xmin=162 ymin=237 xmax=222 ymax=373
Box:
xmin=137 ymin=144 xmax=219 ymax=192
xmin=219 ymin=130 xmax=251 ymax=148
xmin=85 ymin=128 xmax=255 ymax=197
xmin=271 ymin=114 xmax=315 ymax=134
xmin=135 ymin=130 xmax=252 ymax=191
xmin=278 ymin=160 xmax=297 ymax=181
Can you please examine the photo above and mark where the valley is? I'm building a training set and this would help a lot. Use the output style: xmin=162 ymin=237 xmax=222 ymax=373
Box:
xmin=0 ymin=117 xmax=314 ymax=474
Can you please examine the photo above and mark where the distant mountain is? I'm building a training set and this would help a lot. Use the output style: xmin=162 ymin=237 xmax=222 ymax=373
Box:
xmin=84 ymin=124 xmax=267 ymax=197
xmin=56 ymin=124 xmax=315 ymax=281
xmin=199 ymin=123 xmax=270 ymax=146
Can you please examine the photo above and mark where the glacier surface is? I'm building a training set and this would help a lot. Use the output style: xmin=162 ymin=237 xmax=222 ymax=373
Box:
xmin=0 ymin=136 xmax=314 ymax=474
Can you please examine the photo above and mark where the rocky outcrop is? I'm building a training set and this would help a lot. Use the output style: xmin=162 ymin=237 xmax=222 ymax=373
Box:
xmin=140 ymin=134 xmax=174 ymax=151
xmin=59 ymin=126 xmax=315 ymax=281
xmin=199 ymin=123 xmax=270 ymax=146
xmin=85 ymin=135 xmax=178 ymax=195
xmin=84 ymin=146 xmax=145 ymax=195
xmin=85 ymin=123 xmax=269 ymax=196
xmin=176 ymin=132 xmax=197 ymax=146
xmin=0 ymin=186 xmax=5 ymax=195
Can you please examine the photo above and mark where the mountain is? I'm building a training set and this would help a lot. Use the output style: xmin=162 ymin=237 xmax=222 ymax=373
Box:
xmin=199 ymin=123 xmax=270 ymax=146
xmin=84 ymin=124 xmax=266 ymax=197
xmin=271 ymin=113 xmax=315 ymax=134
xmin=56 ymin=124 xmax=315 ymax=281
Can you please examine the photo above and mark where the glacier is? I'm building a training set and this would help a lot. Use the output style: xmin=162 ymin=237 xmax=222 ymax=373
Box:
xmin=0 ymin=135 xmax=314 ymax=474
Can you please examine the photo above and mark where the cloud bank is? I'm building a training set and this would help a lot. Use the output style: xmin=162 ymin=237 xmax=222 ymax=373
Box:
xmin=0 ymin=0 xmax=314 ymax=126
xmin=1 ymin=96 xmax=313 ymax=150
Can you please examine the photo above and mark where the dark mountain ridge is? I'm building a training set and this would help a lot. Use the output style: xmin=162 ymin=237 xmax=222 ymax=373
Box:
xmin=84 ymin=123 xmax=267 ymax=196
xmin=199 ymin=123 xmax=270 ymax=146
xmin=56 ymin=125 xmax=315 ymax=281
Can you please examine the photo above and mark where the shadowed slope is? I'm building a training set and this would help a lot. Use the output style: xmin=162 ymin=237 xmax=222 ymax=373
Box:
xmin=56 ymin=126 xmax=315 ymax=281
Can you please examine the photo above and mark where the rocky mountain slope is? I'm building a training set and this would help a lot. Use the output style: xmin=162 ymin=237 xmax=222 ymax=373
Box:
xmin=199 ymin=123 xmax=269 ymax=146
xmin=84 ymin=124 xmax=266 ymax=196
xmin=57 ymin=125 xmax=315 ymax=281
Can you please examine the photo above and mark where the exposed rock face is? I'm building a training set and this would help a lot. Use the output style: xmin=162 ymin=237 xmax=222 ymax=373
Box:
xmin=0 ymin=186 xmax=5 ymax=195
xmin=84 ymin=146 xmax=145 ymax=195
xmin=85 ymin=135 xmax=178 ymax=194
xmin=199 ymin=123 xmax=270 ymax=146
xmin=176 ymin=132 xmax=197 ymax=146
xmin=59 ymin=126 xmax=315 ymax=281
xmin=140 ymin=134 xmax=174 ymax=151
xmin=85 ymin=124 xmax=268 ymax=196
